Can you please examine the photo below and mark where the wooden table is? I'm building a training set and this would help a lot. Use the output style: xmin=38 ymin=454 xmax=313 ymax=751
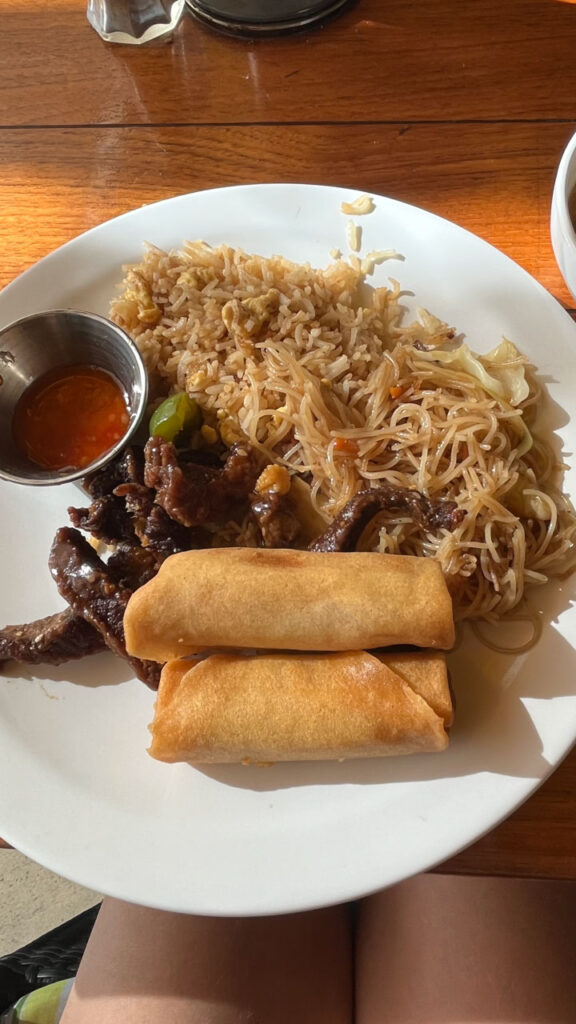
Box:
xmin=1 ymin=0 xmax=575 ymax=876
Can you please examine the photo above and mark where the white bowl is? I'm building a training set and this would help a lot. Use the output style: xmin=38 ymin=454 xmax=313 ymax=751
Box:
xmin=551 ymin=130 xmax=576 ymax=303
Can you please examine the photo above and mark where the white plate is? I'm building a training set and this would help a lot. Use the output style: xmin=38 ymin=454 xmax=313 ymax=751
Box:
xmin=1 ymin=184 xmax=576 ymax=916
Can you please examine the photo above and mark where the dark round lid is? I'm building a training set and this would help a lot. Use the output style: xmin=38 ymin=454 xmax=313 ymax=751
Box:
xmin=186 ymin=0 xmax=353 ymax=35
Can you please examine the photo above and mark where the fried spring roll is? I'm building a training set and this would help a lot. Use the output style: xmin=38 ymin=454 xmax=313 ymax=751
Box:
xmin=147 ymin=650 xmax=451 ymax=764
xmin=375 ymin=651 xmax=454 ymax=727
xmin=125 ymin=548 xmax=455 ymax=662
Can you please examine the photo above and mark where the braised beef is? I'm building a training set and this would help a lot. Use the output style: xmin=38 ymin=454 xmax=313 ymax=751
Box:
xmin=83 ymin=446 xmax=145 ymax=498
xmin=112 ymin=481 xmax=155 ymax=543
xmin=49 ymin=527 xmax=160 ymax=689
xmin=5 ymin=435 xmax=468 ymax=683
xmin=68 ymin=495 xmax=137 ymax=545
xmin=107 ymin=543 xmax=161 ymax=591
xmin=178 ymin=448 xmax=223 ymax=469
xmin=112 ymin=479 xmax=208 ymax=556
xmin=144 ymin=437 xmax=218 ymax=526
xmin=143 ymin=437 xmax=261 ymax=528
xmin=1 ymin=441 xmax=266 ymax=680
xmin=310 ymin=485 xmax=465 ymax=552
xmin=250 ymin=492 xmax=301 ymax=548
xmin=219 ymin=442 xmax=263 ymax=499
xmin=141 ymin=504 xmax=208 ymax=557
xmin=0 ymin=609 xmax=105 ymax=667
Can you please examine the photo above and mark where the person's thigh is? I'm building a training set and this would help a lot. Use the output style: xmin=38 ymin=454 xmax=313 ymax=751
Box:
xmin=61 ymin=897 xmax=353 ymax=1024
xmin=356 ymin=873 xmax=576 ymax=1024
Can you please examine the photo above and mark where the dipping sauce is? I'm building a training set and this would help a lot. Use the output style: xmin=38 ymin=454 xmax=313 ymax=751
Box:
xmin=13 ymin=364 xmax=130 ymax=471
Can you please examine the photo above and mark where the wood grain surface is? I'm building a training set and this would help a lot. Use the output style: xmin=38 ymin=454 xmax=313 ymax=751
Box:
xmin=1 ymin=0 xmax=576 ymax=880
xmin=1 ymin=122 xmax=574 ymax=306
xmin=2 ymin=1 xmax=576 ymax=126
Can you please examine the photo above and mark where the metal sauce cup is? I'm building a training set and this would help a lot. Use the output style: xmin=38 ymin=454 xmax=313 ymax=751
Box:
xmin=0 ymin=310 xmax=148 ymax=486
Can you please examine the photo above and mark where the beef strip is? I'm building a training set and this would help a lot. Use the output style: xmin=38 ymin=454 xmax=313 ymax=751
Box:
xmin=72 ymin=447 xmax=151 ymax=545
xmin=0 ymin=441 xmax=263 ymax=678
xmin=0 ymin=609 xmax=105 ymax=667
xmin=82 ymin=445 xmax=145 ymax=498
xmin=310 ymin=485 xmax=466 ymax=553
xmin=49 ymin=527 xmax=160 ymax=689
xmin=218 ymin=442 xmax=263 ymax=499
xmin=178 ymin=448 xmax=224 ymax=469
xmin=106 ymin=543 xmax=161 ymax=591
xmin=142 ymin=504 xmax=208 ymax=556
xmin=75 ymin=453 xmax=203 ymax=557
xmin=68 ymin=495 xmax=137 ymax=545
xmin=112 ymin=480 xmax=155 ymax=543
xmin=76 ymin=439 xmax=262 ymax=558
xmin=143 ymin=437 xmax=262 ymax=528
xmin=113 ymin=480 xmax=206 ymax=556
xmin=250 ymin=492 xmax=301 ymax=548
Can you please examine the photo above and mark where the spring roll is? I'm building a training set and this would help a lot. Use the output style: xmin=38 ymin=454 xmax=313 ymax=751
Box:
xmin=375 ymin=651 xmax=454 ymax=727
xmin=147 ymin=650 xmax=451 ymax=764
xmin=125 ymin=548 xmax=454 ymax=662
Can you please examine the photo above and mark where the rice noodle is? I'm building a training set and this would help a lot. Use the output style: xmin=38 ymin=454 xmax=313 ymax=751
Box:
xmin=110 ymin=241 xmax=576 ymax=622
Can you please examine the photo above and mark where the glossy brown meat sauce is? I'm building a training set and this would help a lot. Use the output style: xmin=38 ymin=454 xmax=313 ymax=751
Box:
xmin=0 ymin=439 xmax=465 ymax=681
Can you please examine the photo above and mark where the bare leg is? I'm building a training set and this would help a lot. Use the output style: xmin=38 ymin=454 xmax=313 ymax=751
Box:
xmin=61 ymin=897 xmax=353 ymax=1024
xmin=356 ymin=873 xmax=576 ymax=1024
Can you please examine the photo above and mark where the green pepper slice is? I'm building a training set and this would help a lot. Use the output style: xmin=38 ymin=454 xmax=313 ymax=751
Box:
xmin=149 ymin=393 xmax=202 ymax=442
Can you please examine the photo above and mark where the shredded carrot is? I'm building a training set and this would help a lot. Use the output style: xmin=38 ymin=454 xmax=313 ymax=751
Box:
xmin=389 ymin=385 xmax=405 ymax=399
xmin=333 ymin=437 xmax=359 ymax=456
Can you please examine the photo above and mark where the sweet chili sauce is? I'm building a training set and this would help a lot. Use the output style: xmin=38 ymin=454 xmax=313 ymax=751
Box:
xmin=13 ymin=364 xmax=130 ymax=471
